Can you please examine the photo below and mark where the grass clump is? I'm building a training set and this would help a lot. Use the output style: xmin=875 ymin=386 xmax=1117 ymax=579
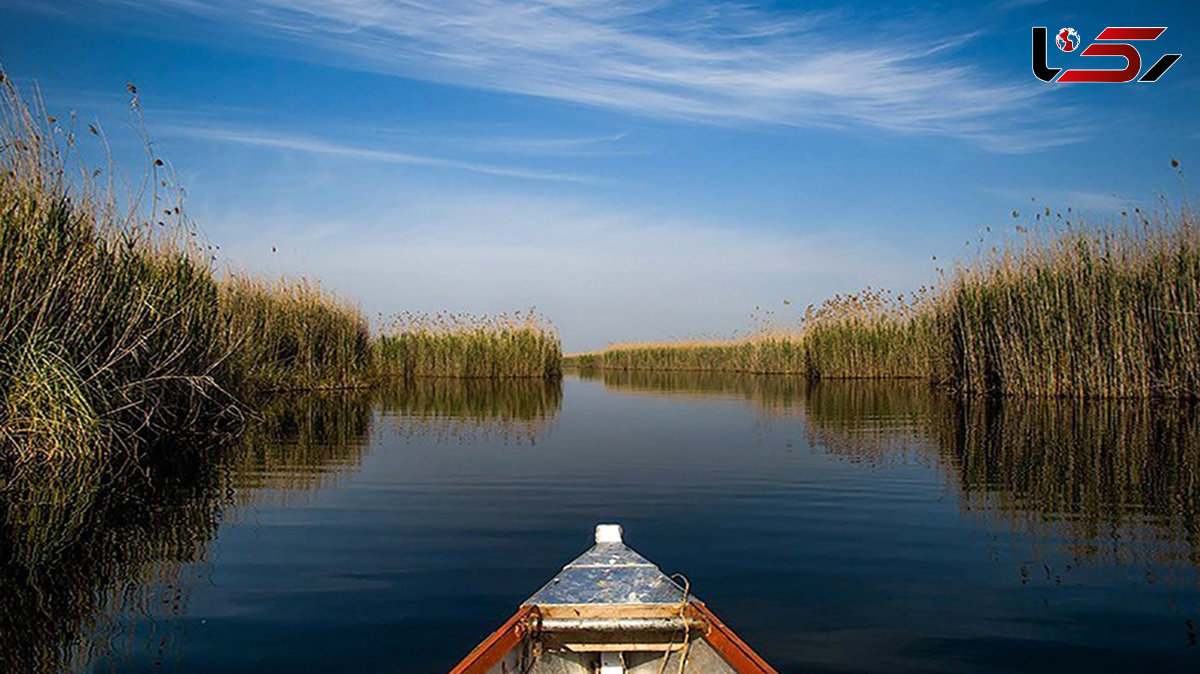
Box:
xmin=219 ymin=276 xmax=373 ymax=392
xmin=563 ymin=352 xmax=603 ymax=369
xmin=376 ymin=310 xmax=561 ymax=379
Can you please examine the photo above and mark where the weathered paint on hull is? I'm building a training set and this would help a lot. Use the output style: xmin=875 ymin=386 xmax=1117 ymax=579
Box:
xmin=449 ymin=526 xmax=776 ymax=674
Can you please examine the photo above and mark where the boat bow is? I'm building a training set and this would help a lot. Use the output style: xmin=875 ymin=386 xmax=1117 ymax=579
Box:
xmin=449 ymin=524 xmax=777 ymax=674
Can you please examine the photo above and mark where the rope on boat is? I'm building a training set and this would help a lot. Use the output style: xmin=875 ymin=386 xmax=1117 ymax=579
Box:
xmin=656 ymin=573 xmax=692 ymax=674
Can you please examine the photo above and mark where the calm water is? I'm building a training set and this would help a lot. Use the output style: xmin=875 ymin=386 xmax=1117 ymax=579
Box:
xmin=4 ymin=374 xmax=1200 ymax=673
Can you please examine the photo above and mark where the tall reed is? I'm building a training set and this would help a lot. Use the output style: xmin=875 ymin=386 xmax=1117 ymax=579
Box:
xmin=0 ymin=66 xmax=376 ymax=475
xmin=801 ymin=287 xmax=934 ymax=379
xmin=376 ymin=310 xmax=561 ymax=379
xmin=938 ymin=207 xmax=1200 ymax=398
xmin=0 ymin=68 xmax=235 ymax=468
xmin=578 ymin=203 xmax=1199 ymax=399
xmin=219 ymin=276 xmax=373 ymax=392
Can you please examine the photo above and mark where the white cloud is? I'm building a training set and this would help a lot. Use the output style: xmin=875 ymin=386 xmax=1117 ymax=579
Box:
xmin=161 ymin=123 xmax=599 ymax=183
xmin=124 ymin=0 xmax=1080 ymax=150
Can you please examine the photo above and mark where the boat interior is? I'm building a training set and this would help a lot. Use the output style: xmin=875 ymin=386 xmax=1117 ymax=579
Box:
xmin=450 ymin=525 xmax=775 ymax=674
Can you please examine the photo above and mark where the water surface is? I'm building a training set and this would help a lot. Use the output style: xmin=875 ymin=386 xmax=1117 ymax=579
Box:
xmin=3 ymin=374 xmax=1199 ymax=673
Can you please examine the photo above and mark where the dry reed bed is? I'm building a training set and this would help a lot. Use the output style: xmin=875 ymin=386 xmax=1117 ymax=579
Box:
xmin=1 ymin=66 xmax=558 ymax=474
xmin=376 ymin=311 xmax=562 ymax=379
xmin=802 ymin=287 xmax=934 ymax=379
xmin=580 ymin=290 xmax=929 ymax=380
xmin=0 ymin=70 xmax=374 ymax=469
xmin=598 ymin=335 xmax=806 ymax=374
xmin=219 ymin=276 xmax=373 ymax=393
xmin=942 ymin=208 xmax=1199 ymax=398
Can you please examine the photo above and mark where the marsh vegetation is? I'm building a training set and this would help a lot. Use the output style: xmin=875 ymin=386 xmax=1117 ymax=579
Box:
xmin=0 ymin=68 xmax=564 ymax=477
xmin=0 ymin=71 xmax=566 ymax=672
xmin=376 ymin=311 xmax=562 ymax=380
xmin=219 ymin=276 xmax=374 ymax=393
xmin=571 ymin=203 xmax=1199 ymax=400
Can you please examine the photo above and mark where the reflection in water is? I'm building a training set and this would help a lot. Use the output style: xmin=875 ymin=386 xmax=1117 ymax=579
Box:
xmin=0 ymin=443 xmax=229 ymax=673
xmin=594 ymin=369 xmax=938 ymax=464
xmin=800 ymin=380 xmax=943 ymax=465
xmin=595 ymin=373 xmax=1200 ymax=571
xmin=5 ymin=372 xmax=1200 ymax=672
xmin=377 ymin=377 xmax=562 ymax=444
xmin=935 ymin=397 xmax=1200 ymax=568
xmin=585 ymin=368 xmax=809 ymax=409
xmin=0 ymin=378 xmax=563 ymax=673
xmin=233 ymin=390 xmax=373 ymax=496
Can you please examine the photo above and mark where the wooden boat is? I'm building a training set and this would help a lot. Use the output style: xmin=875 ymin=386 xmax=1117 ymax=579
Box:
xmin=450 ymin=524 xmax=777 ymax=674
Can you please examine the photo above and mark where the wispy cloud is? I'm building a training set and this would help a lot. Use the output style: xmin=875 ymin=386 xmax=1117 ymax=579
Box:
xmin=124 ymin=0 xmax=1080 ymax=150
xmin=431 ymin=132 xmax=638 ymax=157
xmin=161 ymin=123 xmax=599 ymax=183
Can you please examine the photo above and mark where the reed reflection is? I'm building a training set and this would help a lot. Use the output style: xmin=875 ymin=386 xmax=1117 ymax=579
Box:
xmin=0 ymin=443 xmax=229 ymax=673
xmin=376 ymin=377 xmax=562 ymax=444
xmin=799 ymin=380 xmax=941 ymax=465
xmin=586 ymin=368 xmax=810 ymax=410
xmin=804 ymin=382 xmax=1200 ymax=567
xmin=934 ymin=397 xmax=1200 ymax=568
xmin=590 ymin=371 xmax=1200 ymax=571
xmin=233 ymin=389 xmax=373 ymax=497
xmin=0 ymin=389 xmax=378 ymax=673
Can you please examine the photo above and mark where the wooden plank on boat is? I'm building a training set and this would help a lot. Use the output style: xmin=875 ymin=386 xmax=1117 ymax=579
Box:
xmin=687 ymin=601 xmax=779 ymax=674
xmin=536 ymin=604 xmax=686 ymax=620
xmin=448 ymin=605 xmax=534 ymax=674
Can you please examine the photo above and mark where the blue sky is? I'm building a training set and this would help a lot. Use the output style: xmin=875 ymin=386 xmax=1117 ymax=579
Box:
xmin=1 ymin=0 xmax=1196 ymax=351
